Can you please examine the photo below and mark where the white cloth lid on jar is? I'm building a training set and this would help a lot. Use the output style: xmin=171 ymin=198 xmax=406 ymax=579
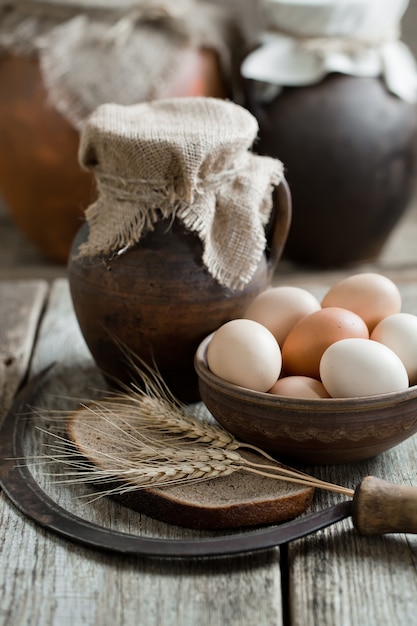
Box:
xmin=265 ymin=0 xmax=409 ymax=38
xmin=241 ymin=0 xmax=417 ymax=103
xmin=0 ymin=0 xmax=196 ymax=19
xmin=0 ymin=0 xmax=153 ymax=10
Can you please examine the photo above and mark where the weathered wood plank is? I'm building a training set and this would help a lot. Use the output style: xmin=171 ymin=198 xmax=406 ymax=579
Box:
xmin=0 ymin=279 xmax=284 ymax=626
xmin=3 ymin=275 xmax=417 ymax=626
xmin=288 ymin=278 xmax=417 ymax=626
xmin=0 ymin=279 xmax=48 ymax=418
xmin=288 ymin=437 xmax=417 ymax=626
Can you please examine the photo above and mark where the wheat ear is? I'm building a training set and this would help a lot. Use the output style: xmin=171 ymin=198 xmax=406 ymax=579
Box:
xmin=31 ymin=368 xmax=354 ymax=500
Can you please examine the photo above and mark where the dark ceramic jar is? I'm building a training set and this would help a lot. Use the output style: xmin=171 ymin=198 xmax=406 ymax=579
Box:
xmin=247 ymin=73 xmax=417 ymax=267
xmin=68 ymin=181 xmax=291 ymax=402
xmin=241 ymin=0 xmax=417 ymax=267
xmin=67 ymin=98 xmax=291 ymax=403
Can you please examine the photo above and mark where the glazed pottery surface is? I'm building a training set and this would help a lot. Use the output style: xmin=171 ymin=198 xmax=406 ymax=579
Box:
xmin=68 ymin=181 xmax=291 ymax=402
xmin=248 ymin=74 xmax=417 ymax=268
xmin=195 ymin=333 xmax=417 ymax=465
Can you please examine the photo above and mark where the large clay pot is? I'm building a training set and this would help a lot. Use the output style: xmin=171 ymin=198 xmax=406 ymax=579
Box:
xmin=0 ymin=49 xmax=229 ymax=263
xmin=0 ymin=55 xmax=94 ymax=263
xmin=247 ymin=74 xmax=417 ymax=267
xmin=68 ymin=180 xmax=291 ymax=402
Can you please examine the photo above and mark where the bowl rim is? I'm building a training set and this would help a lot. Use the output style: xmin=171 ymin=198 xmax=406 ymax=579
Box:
xmin=194 ymin=333 xmax=417 ymax=409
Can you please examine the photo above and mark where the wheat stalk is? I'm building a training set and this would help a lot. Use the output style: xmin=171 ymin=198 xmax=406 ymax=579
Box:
xmin=30 ymin=356 xmax=354 ymax=501
xmin=22 ymin=346 xmax=354 ymax=502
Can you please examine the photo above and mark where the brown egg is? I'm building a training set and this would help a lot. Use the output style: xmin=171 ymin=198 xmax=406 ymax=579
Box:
xmin=321 ymin=272 xmax=401 ymax=332
xmin=282 ymin=307 xmax=369 ymax=379
xmin=269 ymin=375 xmax=330 ymax=399
xmin=244 ymin=286 xmax=321 ymax=347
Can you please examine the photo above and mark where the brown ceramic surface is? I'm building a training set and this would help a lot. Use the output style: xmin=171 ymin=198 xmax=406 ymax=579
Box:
xmin=0 ymin=55 xmax=94 ymax=263
xmin=0 ymin=49 xmax=228 ymax=263
xmin=247 ymin=74 xmax=417 ymax=268
xmin=195 ymin=334 xmax=417 ymax=465
xmin=68 ymin=181 xmax=291 ymax=403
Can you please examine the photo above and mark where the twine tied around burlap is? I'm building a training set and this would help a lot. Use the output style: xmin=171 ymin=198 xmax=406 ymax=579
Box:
xmin=77 ymin=98 xmax=284 ymax=291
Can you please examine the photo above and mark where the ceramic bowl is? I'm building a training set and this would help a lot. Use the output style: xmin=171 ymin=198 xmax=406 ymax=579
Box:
xmin=194 ymin=334 xmax=417 ymax=465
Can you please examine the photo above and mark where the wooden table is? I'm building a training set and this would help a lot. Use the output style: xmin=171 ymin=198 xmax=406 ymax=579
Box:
xmin=1 ymin=276 xmax=417 ymax=626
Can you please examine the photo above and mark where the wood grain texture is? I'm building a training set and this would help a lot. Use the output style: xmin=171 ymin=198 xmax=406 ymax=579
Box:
xmin=287 ymin=281 xmax=417 ymax=626
xmin=0 ymin=279 xmax=48 ymax=418
xmin=352 ymin=476 xmax=417 ymax=535
xmin=0 ymin=279 xmax=284 ymax=626
xmin=2 ymin=277 xmax=417 ymax=626
xmin=288 ymin=441 xmax=417 ymax=626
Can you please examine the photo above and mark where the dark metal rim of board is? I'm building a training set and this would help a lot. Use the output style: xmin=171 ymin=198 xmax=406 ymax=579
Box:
xmin=0 ymin=369 xmax=352 ymax=559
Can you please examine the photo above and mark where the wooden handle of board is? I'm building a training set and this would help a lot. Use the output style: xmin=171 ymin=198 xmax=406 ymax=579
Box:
xmin=352 ymin=476 xmax=417 ymax=535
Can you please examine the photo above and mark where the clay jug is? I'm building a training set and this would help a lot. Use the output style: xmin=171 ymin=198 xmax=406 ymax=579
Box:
xmin=0 ymin=1 xmax=230 ymax=263
xmin=247 ymin=74 xmax=417 ymax=267
xmin=67 ymin=99 xmax=291 ymax=402
xmin=0 ymin=55 xmax=95 ymax=264
xmin=241 ymin=0 xmax=417 ymax=267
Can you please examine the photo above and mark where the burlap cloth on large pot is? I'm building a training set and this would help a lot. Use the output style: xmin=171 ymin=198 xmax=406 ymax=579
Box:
xmin=76 ymin=97 xmax=284 ymax=291
xmin=0 ymin=0 xmax=251 ymax=128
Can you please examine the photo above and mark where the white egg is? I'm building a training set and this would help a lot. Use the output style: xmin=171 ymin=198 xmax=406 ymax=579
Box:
xmin=319 ymin=338 xmax=409 ymax=398
xmin=371 ymin=313 xmax=417 ymax=386
xmin=207 ymin=319 xmax=282 ymax=392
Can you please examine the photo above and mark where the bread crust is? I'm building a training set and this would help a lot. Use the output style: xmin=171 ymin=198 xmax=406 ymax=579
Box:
xmin=66 ymin=409 xmax=314 ymax=530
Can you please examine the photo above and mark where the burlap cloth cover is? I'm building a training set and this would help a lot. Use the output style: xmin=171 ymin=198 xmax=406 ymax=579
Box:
xmin=77 ymin=97 xmax=284 ymax=291
xmin=0 ymin=0 xmax=239 ymax=129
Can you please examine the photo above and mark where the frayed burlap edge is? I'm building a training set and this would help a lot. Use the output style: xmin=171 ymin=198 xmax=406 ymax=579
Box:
xmin=0 ymin=1 xmax=237 ymax=127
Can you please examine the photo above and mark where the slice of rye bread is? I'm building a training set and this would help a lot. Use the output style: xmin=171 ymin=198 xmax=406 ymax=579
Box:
xmin=66 ymin=408 xmax=314 ymax=530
